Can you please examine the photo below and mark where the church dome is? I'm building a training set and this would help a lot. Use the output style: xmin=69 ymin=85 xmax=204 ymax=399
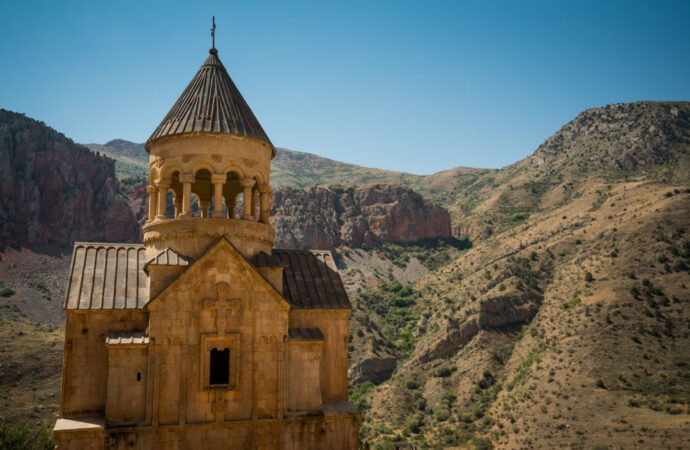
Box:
xmin=146 ymin=49 xmax=275 ymax=157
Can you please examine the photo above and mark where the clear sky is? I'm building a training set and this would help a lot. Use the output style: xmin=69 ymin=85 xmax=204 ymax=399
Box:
xmin=1 ymin=1 xmax=689 ymax=174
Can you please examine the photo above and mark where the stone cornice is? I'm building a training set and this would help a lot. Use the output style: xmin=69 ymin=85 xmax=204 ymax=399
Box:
xmin=142 ymin=218 xmax=275 ymax=246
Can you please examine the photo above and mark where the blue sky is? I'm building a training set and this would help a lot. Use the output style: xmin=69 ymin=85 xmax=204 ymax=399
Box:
xmin=1 ymin=1 xmax=689 ymax=174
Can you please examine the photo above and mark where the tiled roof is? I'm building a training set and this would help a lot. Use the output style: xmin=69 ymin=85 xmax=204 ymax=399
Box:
xmin=146 ymin=50 xmax=275 ymax=156
xmin=65 ymin=243 xmax=351 ymax=311
xmin=64 ymin=243 xmax=148 ymax=310
xmin=105 ymin=331 xmax=149 ymax=346
xmin=253 ymin=249 xmax=351 ymax=310
xmin=288 ymin=328 xmax=325 ymax=341
xmin=144 ymin=248 xmax=190 ymax=272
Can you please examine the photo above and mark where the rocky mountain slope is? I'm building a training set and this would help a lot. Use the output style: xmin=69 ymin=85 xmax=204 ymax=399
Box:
xmin=272 ymin=185 xmax=452 ymax=249
xmin=351 ymin=102 xmax=690 ymax=448
xmin=0 ymin=110 xmax=139 ymax=249
xmin=1 ymin=102 xmax=689 ymax=449
xmin=441 ymin=102 xmax=690 ymax=240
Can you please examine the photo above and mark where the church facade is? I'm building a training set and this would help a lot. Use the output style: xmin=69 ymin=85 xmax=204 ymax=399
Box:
xmin=53 ymin=45 xmax=360 ymax=449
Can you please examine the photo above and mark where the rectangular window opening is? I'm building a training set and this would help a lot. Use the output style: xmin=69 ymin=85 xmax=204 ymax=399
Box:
xmin=209 ymin=347 xmax=230 ymax=385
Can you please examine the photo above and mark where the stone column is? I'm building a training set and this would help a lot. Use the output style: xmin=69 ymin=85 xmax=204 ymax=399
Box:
xmin=241 ymin=178 xmax=256 ymax=220
xmin=173 ymin=195 xmax=182 ymax=219
xmin=259 ymin=185 xmax=271 ymax=224
xmin=211 ymin=174 xmax=227 ymax=218
xmin=147 ymin=186 xmax=158 ymax=222
xmin=200 ymin=200 xmax=211 ymax=218
xmin=228 ymin=195 xmax=237 ymax=219
xmin=179 ymin=174 xmax=194 ymax=219
xmin=252 ymin=187 xmax=260 ymax=221
xmin=155 ymin=182 xmax=169 ymax=220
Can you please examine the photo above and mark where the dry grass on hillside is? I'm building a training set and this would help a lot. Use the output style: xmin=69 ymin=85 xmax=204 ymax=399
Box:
xmin=358 ymin=180 xmax=690 ymax=449
xmin=0 ymin=307 xmax=62 ymax=425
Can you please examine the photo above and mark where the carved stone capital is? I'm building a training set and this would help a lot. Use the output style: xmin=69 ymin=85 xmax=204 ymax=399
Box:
xmin=211 ymin=174 xmax=227 ymax=184
xmin=240 ymin=178 xmax=256 ymax=189
xmin=179 ymin=173 xmax=195 ymax=184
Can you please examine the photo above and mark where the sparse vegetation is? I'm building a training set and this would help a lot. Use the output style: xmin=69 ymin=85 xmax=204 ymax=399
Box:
xmin=0 ymin=419 xmax=53 ymax=450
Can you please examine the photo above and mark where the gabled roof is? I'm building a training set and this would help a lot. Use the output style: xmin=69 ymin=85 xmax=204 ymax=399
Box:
xmin=252 ymin=249 xmax=351 ymax=310
xmin=146 ymin=49 xmax=275 ymax=156
xmin=147 ymin=237 xmax=290 ymax=312
xmin=64 ymin=243 xmax=148 ymax=310
xmin=144 ymin=248 xmax=190 ymax=273
xmin=64 ymin=242 xmax=351 ymax=311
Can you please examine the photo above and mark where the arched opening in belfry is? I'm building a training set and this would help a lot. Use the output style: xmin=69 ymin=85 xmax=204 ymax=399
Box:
xmin=169 ymin=171 xmax=182 ymax=218
xmin=165 ymin=191 xmax=175 ymax=219
xmin=192 ymin=169 xmax=213 ymax=218
xmin=223 ymin=171 xmax=241 ymax=218
xmin=190 ymin=193 xmax=201 ymax=217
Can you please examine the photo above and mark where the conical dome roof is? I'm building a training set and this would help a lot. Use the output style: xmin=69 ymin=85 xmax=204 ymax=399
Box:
xmin=147 ymin=49 xmax=275 ymax=156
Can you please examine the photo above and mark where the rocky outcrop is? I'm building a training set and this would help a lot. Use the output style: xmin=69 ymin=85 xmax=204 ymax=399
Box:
xmin=349 ymin=355 xmax=398 ymax=385
xmin=0 ymin=110 xmax=139 ymax=249
xmin=271 ymin=185 xmax=452 ymax=250
xmin=419 ymin=288 xmax=542 ymax=363
xmin=531 ymin=102 xmax=690 ymax=171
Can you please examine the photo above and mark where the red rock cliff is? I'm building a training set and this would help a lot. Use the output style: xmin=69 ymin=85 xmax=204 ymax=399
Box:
xmin=271 ymin=184 xmax=452 ymax=250
xmin=0 ymin=110 xmax=139 ymax=248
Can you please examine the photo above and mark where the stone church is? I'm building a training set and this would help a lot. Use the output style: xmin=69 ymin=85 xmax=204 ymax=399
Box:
xmin=53 ymin=43 xmax=361 ymax=449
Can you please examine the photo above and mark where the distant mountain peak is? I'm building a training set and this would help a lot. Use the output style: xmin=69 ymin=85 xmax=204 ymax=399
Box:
xmin=531 ymin=101 xmax=690 ymax=172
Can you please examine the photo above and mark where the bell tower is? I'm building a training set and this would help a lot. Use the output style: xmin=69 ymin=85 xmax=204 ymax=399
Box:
xmin=142 ymin=44 xmax=275 ymax=261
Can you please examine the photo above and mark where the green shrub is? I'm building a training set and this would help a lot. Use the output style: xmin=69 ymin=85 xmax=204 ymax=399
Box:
xmin=0 ymin=282 xmax=14 ymax=297
xmin=563 ymin=296 xmax=581 ymax=309
xmin=405 ymin=380 xmax=419 ymax=390
xmin=509 ymin=212 xmax=529 ymax=223
xmin=435 ymin=366 xmax=453 ymax=378
xmin=0 ymin=419 xmax=53 ymax=450
xmin=348 ymin=381 xmax=375 ymax=411
xmin=404 ymin=414 xmax=423 ymax=434
xmin=472 ymin=437 xmax=493 ymax=450
xmin=434 ymin=406 xmax=451 ymax=421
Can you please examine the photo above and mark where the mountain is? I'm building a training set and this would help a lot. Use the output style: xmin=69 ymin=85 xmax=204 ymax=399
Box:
xmin=434 ymin=102 xmax=690 ymax=239
xmin=350 ymin=102 xmax=690 ymax=448
xmin=271 ymin=185 xmax=452 ymax=250
xmin=0 ymin=110 xmax=139 ymax=249
xmin=1 ymin=102 xmax=689 ymax=449
xmin=85 ymin=139 xmax=148 ymax=179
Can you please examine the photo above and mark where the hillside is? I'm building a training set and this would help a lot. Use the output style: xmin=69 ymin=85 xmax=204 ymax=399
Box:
xmin=85 ymin=139 xmax=148 ymax=179
xmin=439 ymin=102 xmax=690 ymax=239
xmin=272 ymin=185 xmax=452 ymax=249
xmin=1 ymin=102 xmax=689 ymax=449
xmin=0 ymin=110 xmax=139 ymax=249
xmin=351 ymin=102 xmax=690 ymax=448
